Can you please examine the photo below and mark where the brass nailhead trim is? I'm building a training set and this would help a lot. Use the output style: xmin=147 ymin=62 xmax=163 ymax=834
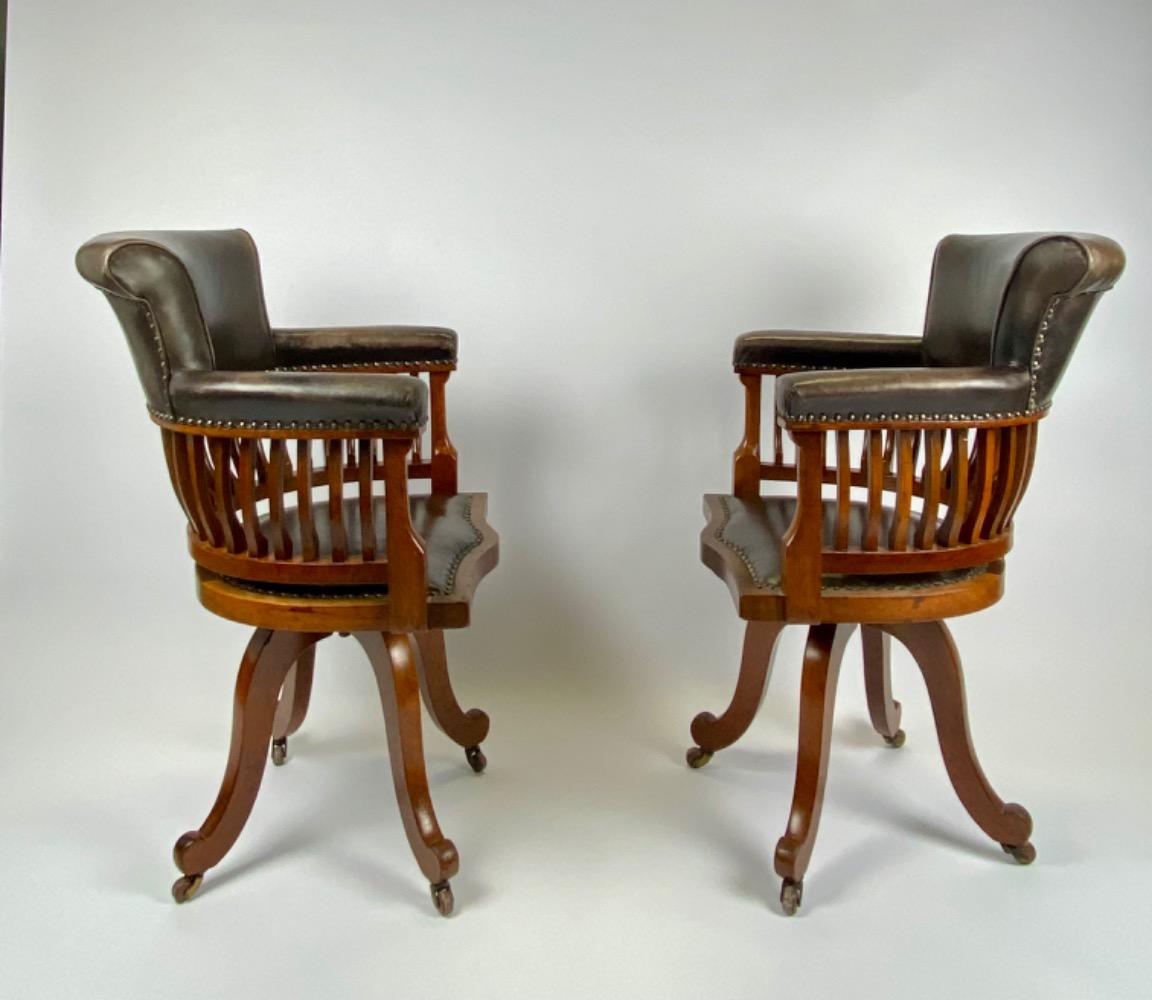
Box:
xmin=273 ymin=361 xmax=452 ymax=371
xmin=1027 ymin=299 xmax=1058 ymax=412
xmin=148 ymin=406 xmax=422 ymax=431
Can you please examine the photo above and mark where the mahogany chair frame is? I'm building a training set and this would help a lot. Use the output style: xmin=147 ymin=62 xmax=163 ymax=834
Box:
xmin=692 ymin=361 xmax=1043 ymax=915
xmin=158 ymin=365 xmax=498 ymax=916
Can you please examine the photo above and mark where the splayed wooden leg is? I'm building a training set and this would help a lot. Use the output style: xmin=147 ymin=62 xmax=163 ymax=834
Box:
xmin=270 ymin=645 xmax=318 ymax=765
xmin=355 ymin=631 xmax=459 ymax=915
xmin=883 ymin=620 xmax=1033 ymax=860
xmin=172 ymin=629 xmax=325 ymax=901
xmin=688 ymin=621 xmax=786 ymax=767
xmin=774 ymin=623 xmax=857 ymax=914
xmin=413 ymin=630 xmax=490 ymax=773
xmin=862 ymin=626 xmax=905 ymax=747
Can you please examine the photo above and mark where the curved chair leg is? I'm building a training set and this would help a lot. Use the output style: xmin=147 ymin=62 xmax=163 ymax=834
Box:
xmin=883 ymin=621 xmax=1034 ymax=863
xmin=774 ymin=623 xmax=857 ymax=915
xmin=171 ymin=629 xmax=325 ymax=902
xmin=355 ymin=631 xmax=460 ymax=916
xmin=687 ymin=621 xmax=787 ymax=768
xmin=862 ymin=626 xmax=905 ymax=748
xmin=270 ymin=645 xmax=318 ymax=766
xmin=413 ymin=630 xmax=491 ymax=774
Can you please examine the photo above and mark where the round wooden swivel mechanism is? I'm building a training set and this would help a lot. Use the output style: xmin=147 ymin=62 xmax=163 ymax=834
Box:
xmin=431 ymin=881 xmax=455 ymax=917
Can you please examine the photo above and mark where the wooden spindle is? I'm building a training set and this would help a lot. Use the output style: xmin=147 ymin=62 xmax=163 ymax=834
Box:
xmin=733 ymin=373 xmax=762 ymax=498
xmin=296 ymin=440 xmax=319 ymax=562
xmin=326 ymin=439 xmax=347 ymax=562
xmin=207 ymin=438 xmax=245 ymax=552
xmin=182 ymin=435 xmax=225 ymax=547
xmin=987 ymin=425 xmax=1019 ymax=537
xmin=430 ymin=371 xmax=459 ymax=495
xmin=234 ymin=440 xmax=268 ymax=558
xmin=960 ymin=429 xmax=1000 ymax=543
xmin=939 ymin=429 xmax=969 ymax=547
xmin=862 ymin=429 xmax=884 ymax=551
xmin=161 ymin=429 xmax=198 ymax=532
xmin=834 ymin=430 xmax=851 ymax=550
xmin=382 ymin=439 xmax=428 ymax=630
xmin=267 ymin=440 xmax=293 ymax=560
xmin=915 ymin=429 xmax=944 ymax=550
xmin=888 ymin=431 xmax=915 ymax=551
xmin=358 ymin=438 xmax=376 ymax=561
xmin=1001 ymin=422 xmax=1039 ymax=529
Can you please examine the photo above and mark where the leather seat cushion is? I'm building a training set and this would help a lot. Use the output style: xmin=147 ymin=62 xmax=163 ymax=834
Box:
xmin=710 ymin=495 xmax=983 ymax=592
xmin=263 ymin=493 xmax=482 ymax=595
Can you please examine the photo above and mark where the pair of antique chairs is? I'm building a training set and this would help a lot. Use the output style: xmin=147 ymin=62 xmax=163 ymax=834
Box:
xmin=76 ymin=229 xmax=1123 ymax=917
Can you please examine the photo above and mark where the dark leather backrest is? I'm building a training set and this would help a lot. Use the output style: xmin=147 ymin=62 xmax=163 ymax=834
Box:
xmin=76 ymin=230 xmax=274 ymax=412
xmin=922 ymin=232 xmax=1125 ymax=410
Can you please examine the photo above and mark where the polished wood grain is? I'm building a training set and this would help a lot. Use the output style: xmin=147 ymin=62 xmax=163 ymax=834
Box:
xmin=861 ymin=626 xmax=904 ymax=746
xmin=773 ymin=623 xmax=856 ymax=887
xmin=689 ymin=621 xmax=786 ymax=761
xmin=173 ymin=629 xmax=326 ymax=885
xmin=413 ymin=630 xmax=490 ymax=752
xmin=355 ymin=631 xmax=460 ymax=886
xmin=153 ymin=362 xmax=493 ymax=913
xmin=270 ymin=646 xmax=317 ymax=765
xmin=692 ymin=366 xmax=1045 ymax=914
xmin=883 ymin=621 xmax=1032 ymax=852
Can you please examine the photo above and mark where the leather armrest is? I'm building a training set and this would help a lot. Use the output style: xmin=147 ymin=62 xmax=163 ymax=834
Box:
xmin=734 ymin=331 xmax=923 ymax=370
xmin=272 ymin=326 xmax=457 ymax=368
xmin=775 ymin=366 xmax=1032 ymax=424
xmin=165 ymin=370 xmax=428 ymax=429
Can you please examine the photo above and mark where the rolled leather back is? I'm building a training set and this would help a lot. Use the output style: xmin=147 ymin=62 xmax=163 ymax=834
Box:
xmin=922 ymin=232 xmax=1125 ymax=411
xmin=76 ymin=230 xmax=274 ymax=413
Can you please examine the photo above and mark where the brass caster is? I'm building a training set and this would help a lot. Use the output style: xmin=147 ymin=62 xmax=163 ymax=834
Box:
xmin=431 ymin=880 xmax=454 ymax=917
xmin=1002 ymin=842 xmax=1036 ymax=865
xmin=271 ymin=738 xmax=288 ymax=766
xmin=172 ymin=873 xmax=203 ymax=904
xmin=465 ymin=745 xmax=487 ymax=774
xmin=686 ymin=747 xmax=713 ymax=769
xmin=780 ymin=877 xmax=803 ymax=916
xmin=883 ymin=729 xmax=906 ymax=748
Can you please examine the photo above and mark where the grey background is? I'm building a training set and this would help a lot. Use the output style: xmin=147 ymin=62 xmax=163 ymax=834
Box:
xmin=1 ymin=2 xmax=1149 ymax=997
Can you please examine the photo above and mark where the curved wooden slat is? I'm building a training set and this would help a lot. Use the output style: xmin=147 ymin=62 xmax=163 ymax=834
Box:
xmin=296 ymin=439 xmax=319 ymax=562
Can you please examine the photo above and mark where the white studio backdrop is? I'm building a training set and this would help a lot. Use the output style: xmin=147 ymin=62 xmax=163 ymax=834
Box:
xmin=1 ymin=2 xmax=1150 ymax=999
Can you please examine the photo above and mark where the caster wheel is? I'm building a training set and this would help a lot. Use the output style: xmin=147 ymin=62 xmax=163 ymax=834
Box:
xmin=431 ymin=881 xmax=454 ymax=917
xmin=171 ymin=874 xmax=203 ymax=904
xmin=1002 ymin=842 xmax=1036 ymax=865
xmin=686 ymin=747 xmax=713 ymax=769
xmin=883 ymin=729 xmax=906 ymax=748
xmin=271 ymin=738 xmax=288 ymax=766
xmin=780 ymin=878 xmax=803 ymax=916
xmin=465 ymin=745 xmax=487 ymax=774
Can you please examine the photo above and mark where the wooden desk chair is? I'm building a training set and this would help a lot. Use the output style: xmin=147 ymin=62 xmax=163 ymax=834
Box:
xmin=77 ymin=230 xmax=499 ymax=915
xmin=690 ymin=232 xmax=1124 ymax=915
